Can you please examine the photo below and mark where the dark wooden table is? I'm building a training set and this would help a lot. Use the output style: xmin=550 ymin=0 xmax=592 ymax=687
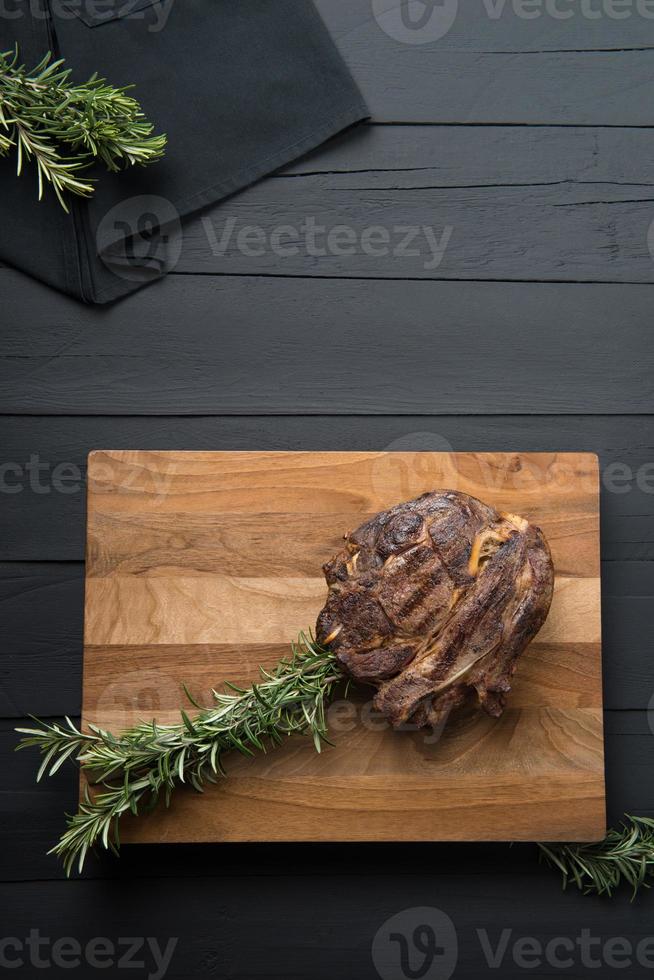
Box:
xmin=2 ymin=4 xmax=654 ymax=977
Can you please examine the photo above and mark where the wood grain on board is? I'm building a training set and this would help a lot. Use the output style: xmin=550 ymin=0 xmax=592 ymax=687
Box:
xmin=83 ymin=450 xmax=604 ymax=843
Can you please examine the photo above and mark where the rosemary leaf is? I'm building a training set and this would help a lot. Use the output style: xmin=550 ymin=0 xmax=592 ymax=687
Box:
xmin=16 ymin=634 xmax=342 ymax=875
xmin=539 ymin=816 xmax=654 ymax=898
xmin=0 ymin=46 xmax=166 ymax=209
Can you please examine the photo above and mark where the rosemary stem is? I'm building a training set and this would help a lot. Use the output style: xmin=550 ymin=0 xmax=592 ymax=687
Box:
xmin=18 ymin=633 xmax=654 ymax=897
xmin=538 ymin=817 xmax=654 ymax=898
xmin=16 ymin=634 xmax=342 ymax=875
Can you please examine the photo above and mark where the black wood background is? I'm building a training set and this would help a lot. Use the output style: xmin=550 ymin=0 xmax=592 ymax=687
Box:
xmin=3 ymin=3 xmax=654 ymax=977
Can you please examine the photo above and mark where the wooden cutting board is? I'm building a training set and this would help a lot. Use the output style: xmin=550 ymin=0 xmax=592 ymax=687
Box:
xmin=83 ymin=450 xmax=604 ymax=842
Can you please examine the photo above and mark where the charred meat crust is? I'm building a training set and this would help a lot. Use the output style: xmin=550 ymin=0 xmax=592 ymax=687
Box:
xmin=316 ymin=490 xmax=554 ymax=731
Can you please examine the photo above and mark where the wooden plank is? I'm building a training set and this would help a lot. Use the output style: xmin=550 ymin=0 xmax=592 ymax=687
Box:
xmin=82 ymin=639 xmax=601 ymax=716
xmin=88 ymin=449 xmax=598 ymax=524
xmin=178 ymin=176 xmax=654 ymax=283
xmin=114 ymin=745 xmax=604 ymax=845
xmin=173 ymin=125 xmax=654 ymax=281
xmin=1 ymin=415 xmax=652 ymax=562
xmin=81 ymin=450 xmax=603 ymax=843
xmin=319 ymin=0 xmax=654 ymax=53
xmin=2 ymin=275 xmax=654 ymax=414
xmin=282 ymin=123 xmax=654 ymax=185
xmin=351 ymin=51 xmax=654 ymax=125
xmin=315 ymin=1 xmax=654 ymax=124
xmin=0 ymin=564 xmax=84 ymax=718
xmin=6 ymin=869 xmax=654 ymax=977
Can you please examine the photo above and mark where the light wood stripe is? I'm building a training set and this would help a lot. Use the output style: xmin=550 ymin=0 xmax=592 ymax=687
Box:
xmin=88 ymin=450 xmax=599 ymax=515
xmin=84 ymin=575 xmax=601 ymax=646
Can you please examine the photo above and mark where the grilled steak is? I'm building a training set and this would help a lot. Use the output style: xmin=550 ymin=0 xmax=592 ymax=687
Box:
xmin=316 ymin=490 xmax=554 ymax=730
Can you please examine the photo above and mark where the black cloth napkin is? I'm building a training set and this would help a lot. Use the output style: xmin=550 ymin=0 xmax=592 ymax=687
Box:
xmin=0 ymin=0 xmax=368 ymax=302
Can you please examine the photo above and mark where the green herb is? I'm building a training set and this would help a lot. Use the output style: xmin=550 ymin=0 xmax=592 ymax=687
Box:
xmin=538 ymin=816 xmax=654 ymax=898
xmin=18 ymin=631 xmax=654 ymax=897
xmin=16 ymin=634 xmax=340 ymax=876
xmin=0 ymin=47 xmax=166 ymax=210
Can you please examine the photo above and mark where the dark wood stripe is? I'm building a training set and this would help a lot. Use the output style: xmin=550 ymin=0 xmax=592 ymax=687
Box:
xmin=2 ymin=278 xmax=654 ymax=414
xmin=352 ymin=51 xmax=654 ymax=125
xmin=177 ymin=172 xmax=654 ymax=282
xmin=281 ymin=125 xmax=654 ymax=185
xmin=8 ymin=868 xmax=654 ymax=967
xmin=316 ymin=3 xmax=654 ymax=125
xmin=318 ymin=0 xmax=654 ymax=54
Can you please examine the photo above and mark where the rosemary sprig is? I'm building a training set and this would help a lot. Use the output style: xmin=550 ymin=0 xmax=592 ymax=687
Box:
xmin=0 ymin=47 xmax=166 ymax=210
xmin=16 ymin=634 xmax=341 ymax=876
xmin=19 ymin=626 xmax=654 ymax=898
xmin=538 ymin=816 xmax=654 ymax=898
